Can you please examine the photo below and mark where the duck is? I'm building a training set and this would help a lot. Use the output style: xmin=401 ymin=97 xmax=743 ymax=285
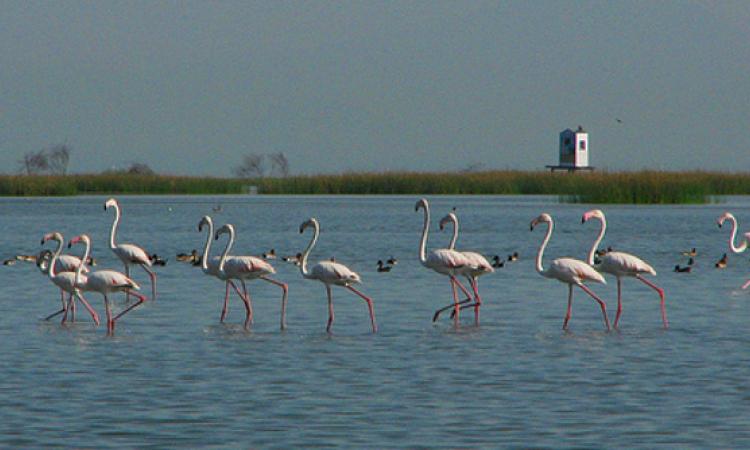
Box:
xmin=595 ymin=246 xmax=613 ymax=257
xmin=682 ymin=247 xmax=697 ymax=257
xmin=491 ymin=255 xmax=505 ymax=268
xmin=507 ymin=251 xmax=519 ymax=262
xmin=376 ymin=260 xmax=392 ymax=272
xmin=262 ymin=249 xmax=277 ymax=260
xmin=150 ymin=254 xmax=167 ymax=266
xmin=715 ymin=253 xmax=728 ymax=269
xmin=386 ymin=256 xmax=398 ymax=265
xmin=176 ymin=249 xmax=199 ymax=263
xmin=674 ymin=264 xmax=692 ymax=273
xmin=282 ymin=253 xmax=302 ymax=266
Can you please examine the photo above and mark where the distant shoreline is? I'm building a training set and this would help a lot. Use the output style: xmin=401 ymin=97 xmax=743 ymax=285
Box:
xmin=1 ymin=171 xmax=748 ymax=203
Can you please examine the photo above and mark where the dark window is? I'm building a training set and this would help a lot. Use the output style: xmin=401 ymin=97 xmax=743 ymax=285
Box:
xmin=579 ymin=140 xmax=586 ymax=150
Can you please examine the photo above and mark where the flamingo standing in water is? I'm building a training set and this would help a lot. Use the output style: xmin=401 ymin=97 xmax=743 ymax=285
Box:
xmin=582 ymin=209 xmax=667 ymax=329
xmin=415 ymin=198 xmax=473 ymax=326
xmin=298 ymin=218 xmax=377 ymax=333
xmin=105 ymin=198 xmax=157 ymax=300
xmin=717 ymin=212 xmax=750 ymax=289
xmin=198 ymin=216 xmax=257 ymax=326
xmin=36 ymin=248 xmax=92 ymax=321
xmin=40 ymin=233 xmax=100 ymax=325
xmin=530 ymin=213 xmax=610 ymax=331
xmin=214 ymin=224 xmax=288 ymax=330
xmin=70 ymin=234 xmax=146 ymax=334
xmin=431 ymin=212 xmax=494 ymax=325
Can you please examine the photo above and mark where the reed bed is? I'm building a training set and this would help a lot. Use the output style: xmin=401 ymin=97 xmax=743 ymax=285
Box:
xmin=1 ymin=171 xmax=749 ymax=203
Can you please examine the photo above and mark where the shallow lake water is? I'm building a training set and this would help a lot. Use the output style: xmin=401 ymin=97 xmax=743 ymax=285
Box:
xmin=1 ymin=195 xmax=750 ymax=448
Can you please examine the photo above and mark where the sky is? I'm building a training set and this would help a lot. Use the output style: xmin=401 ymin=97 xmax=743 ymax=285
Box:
xmin=1 ymin=1 xmax=749 ymax=176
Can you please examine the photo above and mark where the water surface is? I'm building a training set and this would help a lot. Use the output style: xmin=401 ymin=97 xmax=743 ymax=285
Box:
xmin=1 ymin=195 xmax=749 ymax=448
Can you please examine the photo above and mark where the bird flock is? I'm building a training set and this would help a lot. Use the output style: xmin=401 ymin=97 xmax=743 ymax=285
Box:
xmin=9 ymin=198 xmax=750 ymax=335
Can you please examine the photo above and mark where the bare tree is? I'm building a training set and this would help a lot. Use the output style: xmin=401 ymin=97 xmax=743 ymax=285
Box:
xmin=19 ymin=150 xmax=49 ymax=175
xmin=269 ymin=152 xmax=290 ymax=177
xmin=126 ymin=162 xmax=155 ymax=175
xmin=233 ymin=154 xmax=266 ymax=178
xmin=47 ymin=144 xmax=71 ymax=175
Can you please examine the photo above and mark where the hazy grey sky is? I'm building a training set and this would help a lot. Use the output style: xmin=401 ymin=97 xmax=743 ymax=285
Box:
xmin=2 ymin=1 xmax=749 ymax=176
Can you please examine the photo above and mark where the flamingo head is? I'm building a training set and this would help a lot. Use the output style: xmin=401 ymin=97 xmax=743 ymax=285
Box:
xmin=68 ymin=234 xmax=90 ymax=248
xmin=717 ymin=212 xmax=735 ymax=228
xmin=439 ymin=212 xmax=457 ymax=231
xmin=198 ymin=215 xmax=212 ymax=232
xmin=104 ymin=198 xmax=118 ymax=211
xmin=415 ymin=198 xmax=428 ymax=212
xmin=582 ymin=209 xmax=604 ymax=224
xmin=299 ymin=218 xmax=318 ymax=234
xmin=214 ymin=224 xmax=233 ymax=240
xmin=41 ymin=232 xmax=63 ymax=245
xmin=530 ymin=213 xmax=552 ymax=231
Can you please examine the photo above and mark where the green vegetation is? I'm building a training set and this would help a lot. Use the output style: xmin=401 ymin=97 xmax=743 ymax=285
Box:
xmin=1 ymin=171 xmax=749 ymax=203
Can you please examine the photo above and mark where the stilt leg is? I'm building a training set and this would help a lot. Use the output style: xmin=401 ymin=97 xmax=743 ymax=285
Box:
xmin=577 ymin=283 xmax=610 ymax=331
xmin=347 ymin=285 xmax=377 ymax=333
xmin=261 ymin=276 xmax=288 ymax=330
xmin=220 ymin=281 xmax=230 ymax=322
xmin=326 ymin=285 xmax=334 ymax=333
xmin=614 ymin=278 xmax=623 ymax=329
xmin=141 ymin=264 xmax=157 ymax=301
xmin=636 ymin=274 xmax=668 ymax=329
xmin=563 ymin=284 xmax=573 ymax=330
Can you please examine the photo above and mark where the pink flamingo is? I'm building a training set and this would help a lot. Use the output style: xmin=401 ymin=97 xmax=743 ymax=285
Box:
xmin=70 ymin=234 xmax=146 ymax=334
xmin=431 ymin=212 xmax=494 ymax=325
xmin=40 ymin=233 xmax=100 ymax=325
xmin=214 ymin=224 xmax=289 ymax=330
xmin=298 ymin=218 xmax=377 ymax=333
xmin=582 ymin=209 xmax=667 ymax=329
xmin=415 ymin=198 xmax=473 ymax=326
xmin=105 ymin=198 xmax=157 ymax=300
xmin=198 ymin=216 xmax=256 ymax=325
xmin=36 ymin=248 xmax=92 ymax=321
xmin=530 ymin=213 xmax=610 ymax=331
xmin=717 ymin=212 xmax=750 ymax=289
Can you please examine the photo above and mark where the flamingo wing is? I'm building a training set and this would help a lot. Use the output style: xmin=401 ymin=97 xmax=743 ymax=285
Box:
xmin=56 ymin=255 xmax=89 ymax=273
xmin=312 ymin=261 xmax=360 ymax=284
xmin=115 ymin=244 xmax=152 ymax=266
xmin=550 ymin=258 xmax=606 ymax=284
xmin=462 ymin=251 xmax=495 ymax=275
xmin=224 ymin=256 xmax=276 ymax=278
xmin=87 ymin=270 xmax=141 ymax=291
xmin=600 ymin=251 xmax=656 ymax=276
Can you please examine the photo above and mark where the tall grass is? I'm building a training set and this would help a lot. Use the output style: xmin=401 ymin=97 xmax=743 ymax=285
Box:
xmin=1 ymin=171 xmax=749 ymax=203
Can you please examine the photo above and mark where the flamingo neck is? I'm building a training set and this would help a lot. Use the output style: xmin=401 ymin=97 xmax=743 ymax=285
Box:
xmin=300 ymin=221 xmax=319 ymax=278
xmin=109 ymin=203 xmax=120 ymax=250
xmin=200 ymin=219 xmax=214 ymax=272
xmin=727 ymin=216 xmax=748 ymax=253
xmin=217 ymin=226 xmax=235 ymax=274
xmin=75 ymin=238 xmax=91 ymax=287
xmin=535 ymin=220 xmax=553 ymax=275
xmin=447 ymin=215 xmax=458 ymax=250
xmin=48 ymin=238 xmax=63 ymax=278
xmin=418 ymin=205 xmax=430 ymax=264
xmin=587 ymin=215 xmax=607 ymax=265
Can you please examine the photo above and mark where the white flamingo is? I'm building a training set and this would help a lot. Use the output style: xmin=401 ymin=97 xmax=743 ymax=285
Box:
xmin=36 ymin=248 xmax=92 ymax=321
xmin=70 ymin=234 xmax=146 ymax=334
xmin=530 ymin=213 xmax=610 ymax=331
xmin=40 ymin=233 xmax=99 ymax=325
xmin=105 ymin=198 xmax=157 ymax=300
xmin=717 ymin=212 xmax=750 ymax=289
xmin=582 ymin=209 xmax=667 ymax=329
xmin=298 ymin=218 xmax=377 ymax=333
xmin=214 ymin=224 xmax=288 ymax=330
xmin=415 ymin=198 xmax=474 ymax=326
xmin=198 ymin=216 xmax=256 ymax=325
xmin=431 ymin=212 xmax=494 ymax=325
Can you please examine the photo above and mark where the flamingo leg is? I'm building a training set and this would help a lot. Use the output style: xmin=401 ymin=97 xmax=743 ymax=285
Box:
xmin=111 ymin=290 xmax=147 ymax=332
xmin=563 ymin=284 xmax=573 ymax=330
xmin=742 ymin=278 xmax=750 ymax=290
xmin=261 ymin=276 xmax=288 ymax=330
xmin=450 ymin=276 xmax=460 ymax=327
xmin=346 ymin=285 xmax=377 ymax=333
xmin=577 ymin=283 xmax=611 ymax=331
xmin=141 ymin=264 xmax=157 ymax=301
xmin=104 ymin=295 xmax=113 ymax=334
xmin=325 ymin=284 xmax=335 ymax=333
xmin=74 ymin=291 xmax=100 ymax=326
xmin=69 ymin=292 xmax=76 ymax=322
xmin=44 ymin=307 xmax=66 ymax=321
xmin=220 ymin=281 xmax=230 ymax=322
xmin=635 ymin=274 xmax=668 ymax=329
xmin=614 ymin=278 xmax=623 ymax=329
xmin=433 ymin=297 xmax=473 ymax=322
xmin=239 ymin=280 xmax=253 ymax=329
xmin=448 ymin=277 xmax=482 ymax=324
xmin=124 ymin=264 xmax=131 ymax=302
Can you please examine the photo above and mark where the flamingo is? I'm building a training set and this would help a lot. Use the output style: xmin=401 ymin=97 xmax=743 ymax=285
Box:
xmin=214 ymin=224 xmax=288 ymax=330
xmin=40 ymin=233 xmax=99 ymax=325
xmin=415 ymin=198 xmax=474 ymax=326
xmin=530 ymin=213 xmax=610 ymax=331
xmin=432 ymin=212 xmax=494 ymax=325
xmin=69 ymin=234 xmax=146 ymax=334
xmin=717 ymin=212 xmax=750 ymax=289
xmin=582 ymin=209 xmax=667 ymax=329
xmin=35 ymin=247 xmax=93 ymax=320
xmin=104 ymin=198 xmax=157 ymax=300
xmin=198 ymin=216 xmax=252 ymax=324
xmin=298 ymin=218 xmax=377 ymax=333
